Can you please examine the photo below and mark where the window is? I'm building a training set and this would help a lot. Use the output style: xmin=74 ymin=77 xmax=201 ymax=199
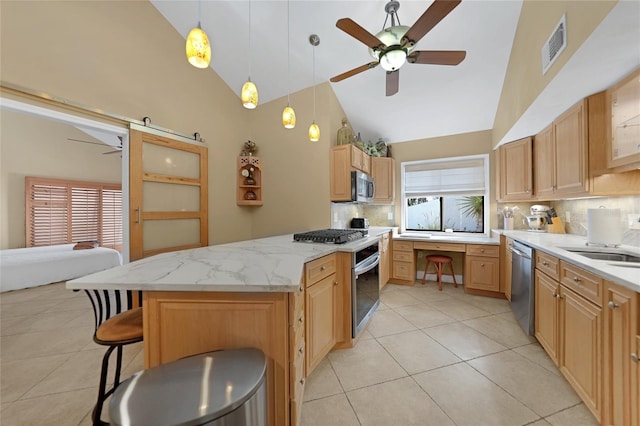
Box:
xmin=26 ymin=177 xmax=123 ymax=250
xmin=401 ymin=154 xmax=489 ymax=235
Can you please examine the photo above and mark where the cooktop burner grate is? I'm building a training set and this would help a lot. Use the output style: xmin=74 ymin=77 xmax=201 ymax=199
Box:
xmin=293 ymin=229 xmax=366 ymax=244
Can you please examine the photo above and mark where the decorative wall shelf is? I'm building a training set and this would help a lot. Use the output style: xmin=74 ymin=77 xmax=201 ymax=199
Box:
xmin=237 ymin=156 xmax=263 ymax=206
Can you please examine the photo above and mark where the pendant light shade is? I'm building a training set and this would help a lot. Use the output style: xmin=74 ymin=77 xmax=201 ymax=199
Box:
xmin=282 ymin=105 xmax=296 ymax=129
xmin=186 ymin=25 xmax=211 ymax=68
xmin=241 ymin=80 xmax=258 ymax=109
xmin=309 ymin=122 xmax=320 ymax=142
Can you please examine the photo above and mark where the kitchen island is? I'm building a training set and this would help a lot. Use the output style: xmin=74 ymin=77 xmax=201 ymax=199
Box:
xmin=66 ymin=229 xmax=392 ymax=426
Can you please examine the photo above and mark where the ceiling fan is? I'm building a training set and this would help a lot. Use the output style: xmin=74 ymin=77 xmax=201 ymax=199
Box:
xmin=67 ymin=135 xmax=123 ymax=155
xmin=330 ymin=0 xmax=466 ymax=96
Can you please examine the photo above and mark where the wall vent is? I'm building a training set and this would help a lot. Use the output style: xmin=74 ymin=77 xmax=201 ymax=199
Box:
xmin=541 ymin=14 xmax=567 ymax=75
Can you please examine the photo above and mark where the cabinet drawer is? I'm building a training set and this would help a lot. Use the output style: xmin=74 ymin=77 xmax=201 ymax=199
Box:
xmin=414 ymin=241 xmax=466 ymax=252
xmin=560 ymin=261 xmax=603 ymax=306
xmin=393 ymin=261 xmax=414 ymax=281
xmin=393 ymin=251 xmax=413 ymax=262
xmin=536 ymin=251 xmax=560 ymax=280
xmin=393 ymin=240 xmax=413 ymax=251
xmin=288 ymin=287 xmax=305 ymax=325
xmin=305 ymin=254 xmax=337 ymax=287
xmin=466 ymin=244 xmax=499 ymax=258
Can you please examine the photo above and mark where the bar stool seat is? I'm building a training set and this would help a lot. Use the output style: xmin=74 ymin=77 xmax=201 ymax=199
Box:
xmin=421 ymin=254 xmax=457 ymax=291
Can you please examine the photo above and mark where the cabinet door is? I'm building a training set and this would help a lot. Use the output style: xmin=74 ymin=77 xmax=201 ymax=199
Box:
xmin=603 ymin=281 xmax=638 ymax=426
xmin=560 ymin=286 xmax=602 ymax=421
xmin=330 ymin=146 xmax=351 ymax=201
xmin=554 ymin=101 xmax=589 ymax=196
xmin=306 ymin=274 xmax=337 ymax=375
xmin=464 ymin=256 xmax=499 ymax=292
xmin=503 ymin=237 xmax=513 ymax=301
xmin=361 ymin=151 xmax=371 ymax=175
xmin=379 ymin=233 xmax=390 ymax=288
xmin=499 ymin=137 xmax=533 ymax=201
xmin=371 ymin=157 xmax=395 ymax=204
xmin=533 ymin=125 xmax=556 ymax=198
xmin=350 ymin=145 xmax=363 ymax=171
xmin=607 ymin=68 xmax=640 ymax=169
xmin=535 ymin=270 xmax=559 ymax=365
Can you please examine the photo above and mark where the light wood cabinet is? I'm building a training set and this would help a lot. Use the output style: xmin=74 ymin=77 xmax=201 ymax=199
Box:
xmin=535 ymin=269 xmax=560 ymax=365
xmin=603 ymin=281 xmax=638 ymax=426
xmin=390 ymin=240 xmax=415 ymax=285
xmin=330 ymin=145 xmax=371 ymax=202
xmin=371 ymin=157 xmax=395 ymax=204
xmin=498 ymin=137 xmax=533 ymax=201
xmin=500 ymin=236 xmax=513 ymax=301
xmin=289 ymin=286 xmax=305 ymax=426
xmin=464 ymin=244 xmax=500 ymax=294
xmin=606 ymin=67 xmax=640 ymax=171
xmin=237 ymin=156 xmax=263 ymax=206
xmin=379 ymin=232 xmax=391 ymax=289
xmin=559 ymin=285 xmax=602 ymax=419
xmin=533 ymin=125 xmax=555 ymax=198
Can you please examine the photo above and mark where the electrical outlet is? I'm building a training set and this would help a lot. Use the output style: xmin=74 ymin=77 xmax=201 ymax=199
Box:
xmin=565 ymin=211 xmax=571 ymax=223
xmin=387 ymin=212 xmax=393 ymax=220
xmin=629 ymin=214 xmax=640 ymax=230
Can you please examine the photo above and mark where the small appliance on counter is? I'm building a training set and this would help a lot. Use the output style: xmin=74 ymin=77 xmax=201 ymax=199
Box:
xmin=350 ymin=218 xmax=369 ymax=229
xmin=587 ymin=207 xmax=622 ymax=246
xmin=526 ymin=205 xmax=550 ymax=232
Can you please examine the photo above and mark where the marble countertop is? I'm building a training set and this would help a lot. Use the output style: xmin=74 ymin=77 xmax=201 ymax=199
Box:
xmin=495 ymin=230 xmax=640 ymax=292
xmin=393 ymin=232 xmax=500 ymax=245
xmin=66 ymin=228 xmax=395 ymax=293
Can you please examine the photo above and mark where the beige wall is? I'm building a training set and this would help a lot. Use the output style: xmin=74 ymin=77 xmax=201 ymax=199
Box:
xmin=492 ymin=1 xmax=616 ymax=146
xmin=0 ymin=110 xmax=122 ymax=249
xmin=0 ymin=1 xmax=334 ymax=247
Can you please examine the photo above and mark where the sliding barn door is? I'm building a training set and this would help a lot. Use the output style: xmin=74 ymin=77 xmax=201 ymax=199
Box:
xmin=129 ymin=129 xmax=208 ymax=261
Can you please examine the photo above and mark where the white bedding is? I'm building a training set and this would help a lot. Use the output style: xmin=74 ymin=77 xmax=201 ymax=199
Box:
xmin=0 ymin=244 xmax=122 ymax=292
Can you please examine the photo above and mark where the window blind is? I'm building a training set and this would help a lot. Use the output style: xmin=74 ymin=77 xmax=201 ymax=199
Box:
xmin=404 ymin=157 xmax=486 ymax=197
xmin=26 ymin=177 xmax=122 ymax=249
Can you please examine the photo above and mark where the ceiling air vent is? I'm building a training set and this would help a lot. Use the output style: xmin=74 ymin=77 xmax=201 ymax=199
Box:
xmin=541 ymin=14 xmax=567 ymax=75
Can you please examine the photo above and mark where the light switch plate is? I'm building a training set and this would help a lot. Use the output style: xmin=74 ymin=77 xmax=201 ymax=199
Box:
xmin=565 ymin=211 xmax=571 ymax=223
xmin=629 ymin=214 xmax=640 ymax=230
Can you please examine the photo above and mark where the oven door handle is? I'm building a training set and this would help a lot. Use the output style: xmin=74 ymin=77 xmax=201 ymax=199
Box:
xmin=354 ymin=253 xmax=380 ymax=277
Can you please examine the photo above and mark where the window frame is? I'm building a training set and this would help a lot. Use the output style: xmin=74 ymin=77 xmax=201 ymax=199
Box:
xmin=25 ymin=176 xmax=123 ymax=250
xmin=400 ymin=154 xmax=490 ymax=237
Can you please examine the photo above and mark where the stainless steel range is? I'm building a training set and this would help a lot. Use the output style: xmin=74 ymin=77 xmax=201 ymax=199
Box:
xmin=293 ymin=228 xmax=379 ymax=338
xmin=293 ymin=229 xmax=367 ymax=244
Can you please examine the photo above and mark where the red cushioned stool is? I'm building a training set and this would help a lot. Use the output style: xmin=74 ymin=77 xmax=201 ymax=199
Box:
xmin=421 ymin=254 xmax=457 ymax=291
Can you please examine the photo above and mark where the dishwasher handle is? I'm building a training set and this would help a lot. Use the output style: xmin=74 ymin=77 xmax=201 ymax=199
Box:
xmin=510 ymin=246 xmax=531 ymax=259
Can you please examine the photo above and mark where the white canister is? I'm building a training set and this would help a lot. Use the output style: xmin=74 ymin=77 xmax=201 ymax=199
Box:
xmin=504 ymin=217 xmax=514 ymax=230
xmin=587 ymin=208 xmax=622 ymax=246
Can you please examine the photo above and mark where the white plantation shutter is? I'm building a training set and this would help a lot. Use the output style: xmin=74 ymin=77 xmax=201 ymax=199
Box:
xmin=404 ymin=157 xmax=486 ymax=197
xmin=26 ymin=177 xmax=122 ymax=249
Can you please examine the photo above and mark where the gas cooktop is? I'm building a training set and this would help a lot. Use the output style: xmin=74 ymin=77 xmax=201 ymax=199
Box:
xmin=293 ymin=229 xmax=367 ymax=244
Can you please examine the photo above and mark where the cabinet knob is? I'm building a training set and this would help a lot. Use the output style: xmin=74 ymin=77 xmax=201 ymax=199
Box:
xmin=300 ymin=378 xmax=305 ymax=385
xmin=299 ymin=286 xmax=304 ymax=292
xmin=299 ymin=347 xmax=304 ymax=355
xmin=543 ymin=261 xmax=549 ymax=266
xmin=333 ymin=281 xmax=338 ymax=286
xmin=298 ymin=317 xmax=303 ymax=324
xmin=480 ymin=263 xmax=485 ymax=267
xmin=320 ymin=266 xmax=326 ymax=271
xmin=632 ymin=353 xmax=639 ymax=362
xmin=480 ymin=249 xmax=485 ymax=253
xmin=552 ymin=291 xmax=558 ymax=298
xmin=608 ymin=301 xmax=620 ymax=309
xmin=573 ymin=277 xmax=581 ymax=283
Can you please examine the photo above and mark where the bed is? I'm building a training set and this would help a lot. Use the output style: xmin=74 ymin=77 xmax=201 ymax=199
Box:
xmin=0 ymin=244 xmax=122 ymax=292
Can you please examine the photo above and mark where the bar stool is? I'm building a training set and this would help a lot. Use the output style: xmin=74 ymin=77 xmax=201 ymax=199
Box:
xmin=421 ymin=254 xmax=457 ymax=291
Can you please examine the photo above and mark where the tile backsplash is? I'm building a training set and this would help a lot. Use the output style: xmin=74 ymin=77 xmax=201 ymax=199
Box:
xmin=330 ymin=203 xmax=395 ymax=229
xmin=499 ymin=195 xmax=640 ymax=248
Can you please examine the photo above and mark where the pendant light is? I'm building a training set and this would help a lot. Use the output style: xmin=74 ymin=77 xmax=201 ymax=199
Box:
xmin=308 ymin=34 xmax=320 ymax=142
xmin=186 ymin=0 xmax=211 ymax=69
xmin=241 ymin=0 xmax=258 ymax=109
xmin=282 ymin=0 xmax=296 ymax=129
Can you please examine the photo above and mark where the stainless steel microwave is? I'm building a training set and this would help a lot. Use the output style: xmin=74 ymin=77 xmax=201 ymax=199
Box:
xmin=351 ymin=171 xmax=375 ymax=203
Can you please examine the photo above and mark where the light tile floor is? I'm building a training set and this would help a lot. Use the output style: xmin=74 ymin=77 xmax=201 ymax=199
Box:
xmin=0 ymin=281 xmax=598 ymax=426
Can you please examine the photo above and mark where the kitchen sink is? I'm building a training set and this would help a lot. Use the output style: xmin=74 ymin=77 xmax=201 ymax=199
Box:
xmin=560 ymin=247 xmax=640 ymax=264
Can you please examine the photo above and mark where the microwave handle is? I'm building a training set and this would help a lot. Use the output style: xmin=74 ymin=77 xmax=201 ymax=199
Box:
xmin=368 ymin=180 xmax=375 ymax=198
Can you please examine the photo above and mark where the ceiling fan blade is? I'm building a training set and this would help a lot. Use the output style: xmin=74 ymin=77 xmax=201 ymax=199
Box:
xmin=407 ymin=50 xmax=466 ymax=65
xmin=386 ymin=70 xmax=399 ymax=97
xmin=102 ymin=150 xmax=122 ymax=155
xmin=336 ymin=18 xmax=384 ymax=49
xmin=403 ymin=0 xmax=462 ymax=45
xmin=330 ymin=62 xmax=379 ymax=83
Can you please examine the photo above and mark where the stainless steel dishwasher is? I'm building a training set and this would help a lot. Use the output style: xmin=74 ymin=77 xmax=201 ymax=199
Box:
xmin=510 ymin=241 xmax=535 ymax=335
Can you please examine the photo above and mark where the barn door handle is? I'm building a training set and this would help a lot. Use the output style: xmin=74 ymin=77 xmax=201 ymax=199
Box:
xmin=135 ymin=207 xmax=141 ymax=224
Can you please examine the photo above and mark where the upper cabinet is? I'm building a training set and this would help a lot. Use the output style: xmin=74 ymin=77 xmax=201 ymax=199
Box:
xmin=371 ymin=157 xmax=395 ymax=205
xmin=606 ymin=68 xmax=640 ymax=171
xmin=497 ymin=137 xmax=533 ymax=201
xmin=330 ymin=145 xmax=371 ymax=202
xmin=534 ymin=100 xmax=589 ymax=199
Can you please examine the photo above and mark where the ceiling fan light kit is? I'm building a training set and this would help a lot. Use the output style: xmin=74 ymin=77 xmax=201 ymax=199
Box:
xmin=185 ymin=0 xmax=211 ymax=69
xmin=332 ymin=0 xmax=466 ymax=96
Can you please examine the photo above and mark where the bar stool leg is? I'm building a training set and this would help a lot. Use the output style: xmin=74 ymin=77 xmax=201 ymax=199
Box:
xmin=449 ymin=262 xmax=458 ymax=288
xmin=421 ymin=259 xmax=431 ymax=285
xmin=436 ymin=262 xmax=444 ymax=291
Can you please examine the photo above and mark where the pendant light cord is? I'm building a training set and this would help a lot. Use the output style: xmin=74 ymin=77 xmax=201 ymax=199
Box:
xmin=198 ymin=0 xmax=202 ymax=27
xmin=248 ymin=0 xmax=252 ymax=79
xmin=312 ymin=43 xmax=316 ymax=121
xmin=287 ymin=0 xmax=291 ymax=105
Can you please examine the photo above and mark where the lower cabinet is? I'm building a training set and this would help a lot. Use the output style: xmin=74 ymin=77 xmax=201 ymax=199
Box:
xmin=602 ymin=281 xmax=638 ymax=426
xmin=501 ymin=236 xmax=513 ymax=301
xmin=534 ymin=270 xmax=560 ymax=365
xmin=289 ymin=286 xmax=305 ymax=426
xmin=464 ymin=244 xmax=500 ymax=294
xmin=379 ymin=232 xmax=390 ymax=289
xmin=391 ymin=240 xmax=415 ymax=284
